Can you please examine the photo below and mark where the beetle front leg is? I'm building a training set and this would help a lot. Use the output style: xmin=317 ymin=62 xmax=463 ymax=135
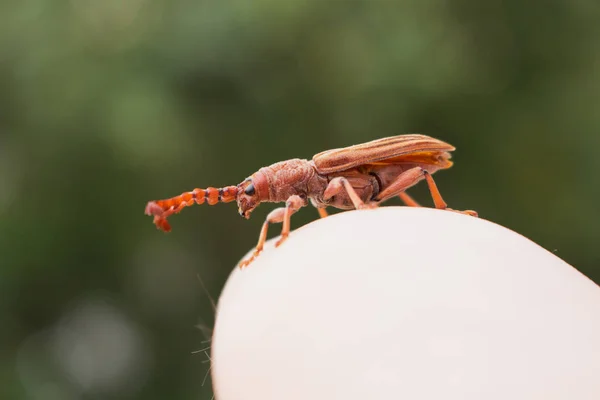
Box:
xmin=238 ymin=195 xmax=305 ymax=269
xmin=276 ymin=195 xmax=305 ymax=247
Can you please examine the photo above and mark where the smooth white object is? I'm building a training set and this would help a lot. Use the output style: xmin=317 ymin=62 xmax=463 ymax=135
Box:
xmin=211 ymin=207 xmax=600 ymax=400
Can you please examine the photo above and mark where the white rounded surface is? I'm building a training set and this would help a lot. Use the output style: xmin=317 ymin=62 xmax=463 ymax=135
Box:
xmin=211 ymin=207 xmax=600 ymax=400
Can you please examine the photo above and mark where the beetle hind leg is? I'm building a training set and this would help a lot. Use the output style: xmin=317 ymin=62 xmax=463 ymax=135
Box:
xmin=398 ymin=192 xmax=421 ymax=207
xmin=373 ymin=166 xmax=425 ymax=203
xmin=422 ymin=171 xmax=478 ymax=217
xmin=398 ymin=190 xmax=477 ymax=216
xmin=373 ymin=167 xmax=477 ymax=217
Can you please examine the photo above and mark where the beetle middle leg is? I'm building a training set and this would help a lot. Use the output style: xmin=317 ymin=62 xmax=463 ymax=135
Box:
xmin=323 ymin=176 xmax=376 ymax=209
xmin=317 ymin=208 xmax=328 ymax=218
xmin=239 ymin=195 xmax=305 ymax=268
xmin=310 ymin=198 xmax=329 ymax=218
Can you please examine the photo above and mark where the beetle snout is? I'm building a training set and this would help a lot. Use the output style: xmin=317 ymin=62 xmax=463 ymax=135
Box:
xmin=238 ymin=206 xmax=251 ymax=219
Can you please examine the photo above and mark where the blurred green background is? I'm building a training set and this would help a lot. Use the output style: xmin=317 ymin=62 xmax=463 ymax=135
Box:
xmin=1 ymin=0 xmax=599 ymax=399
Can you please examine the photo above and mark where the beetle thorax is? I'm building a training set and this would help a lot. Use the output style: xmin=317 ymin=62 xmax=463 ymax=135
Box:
xmin=258 ymin=159 xmax=317 ymax=202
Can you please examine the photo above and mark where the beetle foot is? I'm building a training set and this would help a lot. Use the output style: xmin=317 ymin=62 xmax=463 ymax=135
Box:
xmin=239 ymin=249 xmax=262 ymax=269
xmin=275 ymin=233 xmax=289 ymax=248
xmin=357 ymin=202 xmax=378 ymax=210
xmin=447 ymin=208 xmax=478 ymax=218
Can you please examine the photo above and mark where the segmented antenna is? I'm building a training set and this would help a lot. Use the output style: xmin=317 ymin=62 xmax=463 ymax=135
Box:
xmin=145 ymin=186 xmax=238 ymax=232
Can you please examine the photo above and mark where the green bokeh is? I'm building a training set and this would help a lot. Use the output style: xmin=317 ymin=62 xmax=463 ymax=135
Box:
xmin=1 ymin=0 xmax=599 ymax=398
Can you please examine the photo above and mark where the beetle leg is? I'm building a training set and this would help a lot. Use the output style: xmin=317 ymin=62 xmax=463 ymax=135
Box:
xmin=398 ymin=192 xmax=421 ymax=207
xmin=374 ymin=166 xmax=425 ymax=202
xmin=374 ymin=168 xmax=477 ymax=217
xmin=422 ymin=170 xmax=447 ymax=209
xmin=317 ymin=208 xmax=328 ymax=218
xmin=323 ymin=177 xmax=374 ymax=209
xmin=423 ymin=171 xmax=478 ymax=217
xmin=275 ymin=195 xmax=305 ymax=247
xmin=310 ymin=198 xmax=329 ymax=218
xmin=238 ymin=195 xmax=305 ymax=269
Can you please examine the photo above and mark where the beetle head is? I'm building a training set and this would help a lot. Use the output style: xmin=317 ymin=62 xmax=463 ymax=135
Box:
xmin=237 ymin=172 xmax=269 ymax=219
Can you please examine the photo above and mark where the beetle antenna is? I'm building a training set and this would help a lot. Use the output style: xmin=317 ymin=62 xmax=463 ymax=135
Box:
xmin=145 ymin=186 xmax=238 ymax=232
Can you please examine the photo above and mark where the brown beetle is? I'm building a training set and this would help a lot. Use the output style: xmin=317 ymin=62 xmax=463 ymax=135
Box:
xmin=145 ymin=134 xmax=477 ymax=268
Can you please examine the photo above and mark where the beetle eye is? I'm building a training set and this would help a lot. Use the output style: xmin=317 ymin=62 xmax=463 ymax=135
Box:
xmin=244 ymin=183 xmax=255 ymax=196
